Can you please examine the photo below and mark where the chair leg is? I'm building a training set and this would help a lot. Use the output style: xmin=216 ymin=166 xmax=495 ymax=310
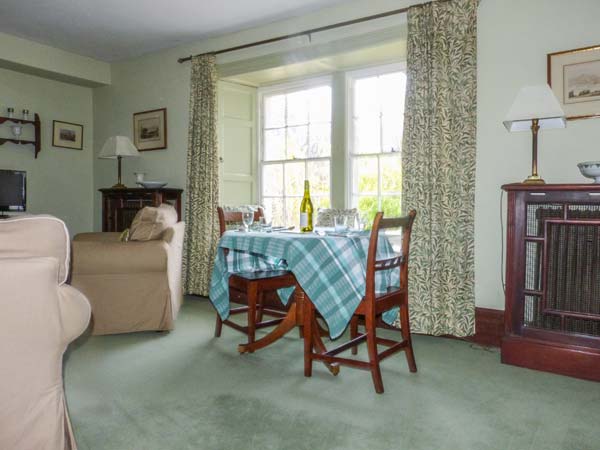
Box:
xmin=350 ymin=316 xmax=359 ymax=355
xmin=303 ymin=296 xmax=314 ymax=377
xmin=247 ymin=284 xmax=258 ymax=350
xmin=400 ymin=301 xmax=417 ymax=373
xmin=365 ymin=315 xmax=384 ymax=394
xmin=214 ymin=314 xmax=223 ymax=337
xmin=256 ymin=291 xmax=264 ymax=324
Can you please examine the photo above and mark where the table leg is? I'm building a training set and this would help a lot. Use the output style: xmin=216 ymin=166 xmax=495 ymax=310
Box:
xmin=237 ymin=301 xmax=299 ymax=354
xmin=238 ymin=287 xmax=340 ymax=376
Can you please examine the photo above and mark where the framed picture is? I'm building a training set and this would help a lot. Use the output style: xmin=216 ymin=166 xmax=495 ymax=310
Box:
xmin=52 ymin=120 xmax=83 ymax=150
xmin=133 ymin=108 xmax=167 ymax=151
xmin=548 ymin=44 xmax=600 ymax=121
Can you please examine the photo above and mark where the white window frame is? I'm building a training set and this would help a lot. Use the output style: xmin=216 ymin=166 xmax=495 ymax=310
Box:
xmin=345 ymin=62 xmax=406 ymax=211
xmin=257 ymin=75 xmax=333 ymax=221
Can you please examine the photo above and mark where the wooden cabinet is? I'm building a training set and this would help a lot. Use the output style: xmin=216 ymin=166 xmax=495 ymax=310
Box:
xmin=100 ymin=188 xmax=183 ymax=232
xmin=502 ymin=184 xmax=600 ymax=381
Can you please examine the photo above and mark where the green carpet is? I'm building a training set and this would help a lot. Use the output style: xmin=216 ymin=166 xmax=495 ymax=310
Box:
xmin=65 ymin=297 xmax=600 ymax=450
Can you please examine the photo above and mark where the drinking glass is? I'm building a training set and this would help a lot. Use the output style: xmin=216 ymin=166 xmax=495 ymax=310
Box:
xmin=334 ymin=215 xmax=349 ymax=233
xmin=242 ymin=211 xmax=254 ymax=232
xmin=259 ymin=216 xmax=272 ymax=232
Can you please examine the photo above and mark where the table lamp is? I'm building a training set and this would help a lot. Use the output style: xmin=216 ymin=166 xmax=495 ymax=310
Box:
xmin=98 ymin=136 xmax=140 ymax=188
xmin=503 ymin=85 xmax=566 ymax=184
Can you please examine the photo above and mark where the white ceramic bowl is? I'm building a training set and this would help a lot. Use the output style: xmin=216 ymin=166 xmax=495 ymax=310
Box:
xmin=139 ymin=181 xmax=168 ymax=189
xmin=578 ymin=161 xmax=600 ymax=184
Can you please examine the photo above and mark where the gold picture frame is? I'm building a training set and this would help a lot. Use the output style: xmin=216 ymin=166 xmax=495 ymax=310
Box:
xmin=548 ymin=44 xmax=600 ymax=121
xmin=133 ymin=108 xmax=167 ymax=151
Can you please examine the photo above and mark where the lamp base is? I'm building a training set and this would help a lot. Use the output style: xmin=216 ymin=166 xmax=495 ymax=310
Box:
xmin=523 ymin=175 xmax=545 ymax=185
xmin=111 ymin=183 xmax=127 ymax=189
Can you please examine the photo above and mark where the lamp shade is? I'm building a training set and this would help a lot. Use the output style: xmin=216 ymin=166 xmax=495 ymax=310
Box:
xmin=503 ymin=84 xmax=566 ymax=132
xmin=98 ymin=136 xmax=140 ymax=159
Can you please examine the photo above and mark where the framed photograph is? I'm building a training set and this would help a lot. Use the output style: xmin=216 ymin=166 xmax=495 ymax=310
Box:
xmin=52 ymin=120 xmax=83 ymax=150
xmin=133 ymin=108 xmax=167 ymax=151
xmin=548 ymin=44 xmax=600 ymax=120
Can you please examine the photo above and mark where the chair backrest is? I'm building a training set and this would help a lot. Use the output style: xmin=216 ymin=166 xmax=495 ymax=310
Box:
xmin=217 ymin=206 xmax=264 ymax=236
xmin=315 ymin=208 xmax=358 ymax=227
xmin=365 ymin=210 xmax=417 ymax=301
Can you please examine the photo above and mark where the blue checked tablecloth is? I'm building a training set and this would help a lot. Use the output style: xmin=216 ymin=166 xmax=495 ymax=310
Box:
xmin=209 ymin=230 xmax=400 ymax=339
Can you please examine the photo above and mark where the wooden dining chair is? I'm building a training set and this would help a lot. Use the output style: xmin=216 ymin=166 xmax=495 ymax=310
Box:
xmin=303 ymin=210 xmax=417 ymax=393
xmin=215 ymin=206 xmax=296 ymax=348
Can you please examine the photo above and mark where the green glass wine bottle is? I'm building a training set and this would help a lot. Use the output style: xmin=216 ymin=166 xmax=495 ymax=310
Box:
xmin=299 ymin=180 xmax=313 ymax=232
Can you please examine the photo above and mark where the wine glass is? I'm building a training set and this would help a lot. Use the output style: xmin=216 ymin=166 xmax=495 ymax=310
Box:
xmin=242 ymin=211 xmax=254 ymax=232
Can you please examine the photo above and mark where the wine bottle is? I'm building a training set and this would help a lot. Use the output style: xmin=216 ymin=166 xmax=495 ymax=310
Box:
xmin=299 ymin=180 xmax=313 ymax=232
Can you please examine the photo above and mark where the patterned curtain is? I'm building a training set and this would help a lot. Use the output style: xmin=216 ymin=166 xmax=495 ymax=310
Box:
xmin=402 ymin=0 xmax=478 ymax=336
xmin=184 ymin=54 xmax=220 ymax=296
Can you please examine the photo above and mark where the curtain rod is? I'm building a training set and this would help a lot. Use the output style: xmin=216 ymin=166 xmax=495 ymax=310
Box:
xmin=177 ymin=5 xmax=417 ymax=64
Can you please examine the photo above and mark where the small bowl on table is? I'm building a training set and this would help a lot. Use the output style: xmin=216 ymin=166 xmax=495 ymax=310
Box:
xmin=578 ymin=161 xmax=600 ymax=184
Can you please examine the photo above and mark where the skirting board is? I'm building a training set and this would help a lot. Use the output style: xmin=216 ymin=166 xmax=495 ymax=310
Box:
xmin=466 ymin=307 xmax=504 ymax=347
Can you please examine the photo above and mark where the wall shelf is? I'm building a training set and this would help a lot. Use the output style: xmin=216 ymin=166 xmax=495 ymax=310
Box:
xmin=0 ymin=113 xmax=41 ymax=158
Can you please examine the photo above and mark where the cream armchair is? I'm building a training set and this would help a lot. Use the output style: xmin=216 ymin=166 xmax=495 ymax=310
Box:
xmin=71 ymin=211 xmax=184 ymax=335
xmin=0 ymin=215 xmax=91 ymax=450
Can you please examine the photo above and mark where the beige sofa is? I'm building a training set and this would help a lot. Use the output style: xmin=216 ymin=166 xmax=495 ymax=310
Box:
xmin=0 ymin=215 xmax=91 ymax=450
xmin=71 ymin=212 xmax=184 ymax=335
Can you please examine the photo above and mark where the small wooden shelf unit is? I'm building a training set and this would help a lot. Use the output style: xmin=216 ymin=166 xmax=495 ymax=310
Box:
xmin=0 ymin=114 xmax=41 ymax=158
xmin=101 ymin=187 xmax=183 ymax=232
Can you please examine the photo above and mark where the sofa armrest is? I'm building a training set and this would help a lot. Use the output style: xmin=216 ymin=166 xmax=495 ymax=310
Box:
xmin=74 ymin=232 xmax=121 ymax=243
xmin=72 ymin=240 xmax=169 ymax=275
xmin=58 ymin=285 xmax=91 ymax=344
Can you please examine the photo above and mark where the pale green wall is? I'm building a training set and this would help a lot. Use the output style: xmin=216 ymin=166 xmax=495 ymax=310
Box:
xmin=0 ymin=67 xmax=94 ymax=235
xmin=475 ymin=0 xmax=600 ymax=310
xmin=91 ymin=0 xmax=600 ymax=310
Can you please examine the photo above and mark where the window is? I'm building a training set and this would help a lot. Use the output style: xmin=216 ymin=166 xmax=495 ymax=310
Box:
xmin=260 ymin=80 xmax=332 ymax=226
xmin=348 ymin=65 xmax=406 ymax=223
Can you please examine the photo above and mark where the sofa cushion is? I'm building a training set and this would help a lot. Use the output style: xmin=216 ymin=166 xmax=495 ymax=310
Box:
xmin=0 ymin=214 xmax=70 ymax=285
xmin=129 ymin=204 xmax=178 ymax=241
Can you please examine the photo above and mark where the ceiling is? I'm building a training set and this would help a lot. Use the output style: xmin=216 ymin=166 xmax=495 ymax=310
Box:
xmin=0 ymin=0 xmax=347 ymax=62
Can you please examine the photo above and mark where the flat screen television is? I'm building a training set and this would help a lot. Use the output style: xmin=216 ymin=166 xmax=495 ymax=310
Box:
xmin=0 ymin=170 xmax=26 ymax=216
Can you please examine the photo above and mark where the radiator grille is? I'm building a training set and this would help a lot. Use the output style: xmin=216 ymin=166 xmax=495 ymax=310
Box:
xmin=523 ymin=203 xmax=600 ymax=338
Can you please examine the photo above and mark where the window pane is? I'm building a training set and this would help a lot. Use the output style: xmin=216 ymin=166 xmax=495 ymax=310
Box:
xmin=287 ymin=90 xmax=309 ymax=126
xmin=380 ymin=72 xmax=406 ymax=120
xmin=286 ymin=125 xmax=308 ymax=159
xmin=355 ymin=196 xmax=379 ymax=225
xmin=284 ymin=161 xmax=305 ymax=197
xmin=353 ymin=117 xmax=380 ymax=155
xmin=382 ymin=113 xmax=403 ymax=154
xmin=264 ymin=128 xmax=286 ymax=161
xmin=308 ymin=123 xmax=331 ymax=158
xmin=354 ymin=76 xmax=380 ymax=119
xmin=263 ymin=197 xmax=285 ymax=227
xmin=381 ymin=196 xmax=402 ymax=217
xmin=262 ymin=164 xmax=283 ymax=196
xmin=264 ymin=94 xmax=285 ymax=128
xmin=313 ymin=196 xmax=331 ymax=211
xmin=308 ymin=86 xmax=332 ymax=123
xmin=307 ymin=160 xmax=330 ymax=196
xmin=381 ymin=155 xmax=402 ymax=193
xmin=353 ymin=156 xmax=378 ymax=195
xmin=285 ymin=197 xmax=302 ymax=228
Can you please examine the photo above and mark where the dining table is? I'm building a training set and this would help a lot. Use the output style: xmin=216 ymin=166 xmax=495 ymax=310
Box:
xmin=208 ymin=228 xmax=401 ymax=361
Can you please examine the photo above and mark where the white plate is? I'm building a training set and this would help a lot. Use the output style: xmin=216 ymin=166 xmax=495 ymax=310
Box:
xmin=139 ymin=181 xmax=168 ymax=189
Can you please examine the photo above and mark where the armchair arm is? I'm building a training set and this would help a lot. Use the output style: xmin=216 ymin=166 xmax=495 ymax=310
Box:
xmin=74 ymin=232 xmax=121 ymax=243
xmin=57 ymin=285 xmax=91 ymax=344
xmin=71 ymin=240 xmax=169 ymax=275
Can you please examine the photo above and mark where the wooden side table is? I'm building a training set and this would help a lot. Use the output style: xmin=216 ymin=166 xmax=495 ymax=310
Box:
xmin=100 ymin=188 xmax=183 ymax=232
